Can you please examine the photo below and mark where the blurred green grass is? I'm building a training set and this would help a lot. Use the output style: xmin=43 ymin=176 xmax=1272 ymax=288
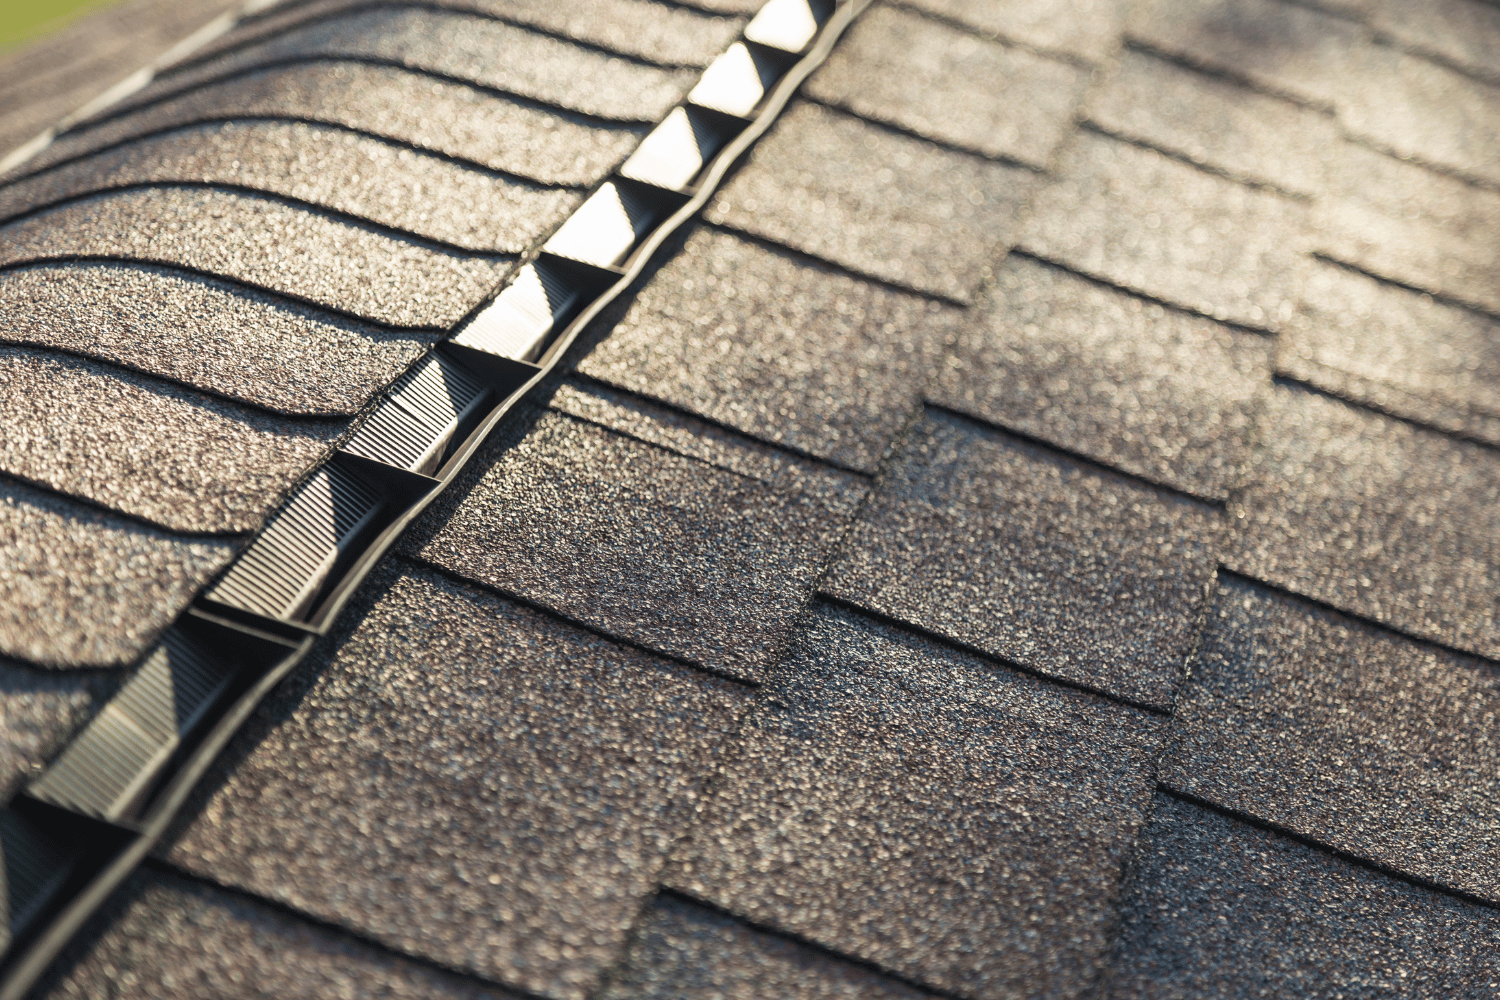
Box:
xmin=0 ymin=1 xmax=124 ymax=56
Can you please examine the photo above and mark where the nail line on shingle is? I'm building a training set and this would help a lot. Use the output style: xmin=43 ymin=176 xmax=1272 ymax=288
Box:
xmin=1272 ymin=366 xmax=1500 ymax=454
xmin=801 ymin=95 xmax=1052 ymax=173
xmin=882 ymin=0 xmax=1098 ymax=69
xmin=1272 ymin=370 xmax=1500 ymax=455
xmin=1275 ymin=0 xmax=1500 ymax=90
xmin=1075 ymin=119 xmax=1314 ymax=202
xmin=1308 ymin=251 xmax=1500 ymax=326
xmin=1119 ymin=37 xmax=1340 ymax=114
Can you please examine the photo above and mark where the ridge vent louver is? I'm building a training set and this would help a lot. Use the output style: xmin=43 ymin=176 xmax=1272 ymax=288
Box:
xmin=543 ymin=180 xmax=665 ymax=268
xmin=744 ymin=0 xmax=835 ymax=53
xmin=345 ymin=351 xmax=491 ymax=474
xmin=620 ymin=106 xmax=739 ymax=192
xmin=0 ymin=812 xmax=70 ymax=954
xmin=452 ymin=261 xmax=584 ymax=362
xmin=689 ymin=42 xmax=788 ymax=118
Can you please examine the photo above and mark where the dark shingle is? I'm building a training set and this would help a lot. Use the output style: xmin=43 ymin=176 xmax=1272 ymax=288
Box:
xmin=1103 ymin=794 xmax=1500 ymax=999
xmin=1017 ymin=130 xmax=1306 ymax=330
xmin=1227 ymin=382 xmax=1500 ymax=661
xmin=41 ymin=868 xmax=520 ymax=999
xmin=19 ymin=62 xmax=644 ymax=187
xmin=601 ymin=895 xmax=937 ymax=1000
xmin=0 ymin=261 xmax=434 ymax=416
xmin=898 ymin=0 xmax=1128 ymax=62
xmin=401 ymin=394 xmax=863 ymax=682
xmin=0 ymin=662 xmax=115 ymax=800
xmin=806 ymin=4 xmax=1087 ymax=166
xmin=164 ymin=562 xmax=750 ymax=1000
xmin=577 ymin=226 xmax=961 ymax=473
xmin=0 ymin=121 xmax=581 ymax=252
xmin=824 ymin=409 xmax=1222 ymax=709
xmin=707 ymin=101 xmax=1037 ymax=302
xmin=1163 ymin=575 xmax=1500 ymax=903
xmin=0 ymin=187 xmax=513 ymax=328
xmin=0 ymin=346 xmax=337 ymax=534
xmin=665 ymin=602 xmax=1165 ymax=999
xmin=0 ymin=479 xmax=234 ymax=668
xmin=932 ymin=254 xmax=1271 ymax=500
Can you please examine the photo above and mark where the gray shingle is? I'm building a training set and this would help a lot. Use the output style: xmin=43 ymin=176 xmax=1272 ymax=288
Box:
xmin=1356 ymin=0 xmax=1500 ymax=83
xmin=824 ymin=409 xmax=1223 ymax=709
xmin=0 ymin=261 xmax=434 ymax=416
xmin=1103 ymin=794 xmax=1500 ymax=999
xmin=932 ymin=254 xmax=1271 ymax=500
xmin=1017 ymin=129 xmax=1307 ymax=330
xmin=1086 ymin=47 xmax=1340 ymax=197
xmin=806 ymin=4 xmax=1087 ymax=166
xmin=577 ymin=226 xmax=960 ymax=473
xmin=0 ymin=186 xmax=513 ymax=328
xmin=0 ymin=120 xmax=581 ymax=252
xmin=0 ymin=661 xmax=115 ymax=801
xmin=665 ymin=602 xmax=1165 ymax=999
xmin=707 ymin=101 xmax=1037 ymax=302
xmin=19 ymin=62 xmax=644 ymax=188
xmin=1227 ymin=382 xmax=1500 ymax=661
xmin=898 ymin=0 xmax=1128 ymax=62
xmin=1282 ymin=260 xmax=1500 ymax=445
xmin=41 ymin=868 xmax=520 ymax=1000
xmin=0 ymin=347 xmax=337 ymax=534
xmin=0 ymin=479 xmax=234 ymax=668
xmin=1163 ymin=575 xmax=1500 ymax=904
xmin=401 ymin=394 xmax=863 ymax=682
xmin=601 ymin=895 xmax=938 ymax=1000
xmin=164 ymin=562 xmax=750 ymax=1000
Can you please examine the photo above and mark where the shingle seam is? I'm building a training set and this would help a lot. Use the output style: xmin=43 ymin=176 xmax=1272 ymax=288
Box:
xmin=1076 ymin=118 xmax=1314 ymax=202
xmin=0 ymin=469 xmax=256 ymax=543
xmin=1278 ymin=0 xmax=1500 ymax=88
xmin=1156 ymin=784 xmax=1500 ymax=911
xmin=802 ymin=93 xmax=1054 ymax=171
xmin=881 ymin=0 xmax=1099 ymax=68
xmin=1267 ymin=372 xmax=1500 ymax=454
xmin=1309 ymin=251 xmax=1500 ymax=324
xmin=1271 ymin=365 xmax=1500 ymax=450
xmin=544 ymin=405 xmax=765 ymax=485
xmin=1119 ymin=36 xmax=1339 ymax=113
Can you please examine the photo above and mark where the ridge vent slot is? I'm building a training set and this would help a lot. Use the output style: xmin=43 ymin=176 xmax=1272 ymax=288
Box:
xmin=621 ymin=105 xmax=744 ymax=192
xmin=0 ymin=810 xmax=72 ymax=954
xmin=744 ymin=0 xmax=835 ymax=53
xmin=689 ymin=41 xmax=789 ymax=118
xmin=451 ymin=261 xmax=584 ymax=361
xmin=345 ymin=352 xmax=491 ymax=475
xmin=542 ymin=180 xmax=665 ymax=269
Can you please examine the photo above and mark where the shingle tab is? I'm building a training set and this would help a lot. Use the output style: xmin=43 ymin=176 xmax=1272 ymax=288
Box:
xmin=0 ymin=347 xmax=337 ymax=534
xmin=806 ymin=4 xmax=1086 ymax=166
xmin=932 ymin=255 xmax=1270 ymax=500
xmin=0 ymin=261 xmax=434 ymax=416
xmin=1356 ymin=0 xmax=1500 ymax=83
xmin=665 ymin=602 xmax=1165 ymax=998
xmin=578 ymin=226 xmax=960 ymax=472
xmin=0 ymin=662 xmax=115 ymax=801
xmin=1164 ymin=576 xmax=1500 ymax=904
xmin=0 ymin=187 xmax=513 ymax=328
xmin=1104 ymin=794 xmax=1500 ymax=999
xmin=165 ymin=563 xmax=750 ymax=1000
xmin=825 ymin=410 xmax=1222 ymax=709
xmin=602 ymin=895 xmax=937 ymax=1000
xmin=899 ymin=0 xmax=1128 ymax=62
xmin=21 ymin=62 xmax=644 ymax=188
xmin=0 ymin=479 xmax=234 ymax=668
xmin=402 ymin=398 xmax=862 ymax=682
xmin=40 ymin=869 xmax=520 ymax=1000
xmin=0 ymin=121 xmax=581 ymax=252
xmin=707 ymin=101 xmax=1037 ymax=302
xmin=1018 ymin=130 xmax=1306 ymax=329
xmin=1227 ymin=382 xmax=1500 ymax=660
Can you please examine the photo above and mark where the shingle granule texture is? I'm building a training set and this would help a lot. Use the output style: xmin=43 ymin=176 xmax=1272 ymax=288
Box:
xmin=601 ymin=895 xmax=937 ymax=1000
xmin=1103 ymin=794 xmax=1500 ymax=998
xmin=0 ymin=261 xmax=434 ymax=416
xmin=825 ymin=410 xmax=1222 ymax=709
xmin=707 ymin=102 xmax=1037 ymax=302
xmin=0 ymin=347 xmax=337 ymax=533
xmin=40 ymin=869 xmax=520 ymax=1000
xmin=179 ymin=0 xmax=742 ymax=70
xmin=165 ymin=563 xmax=749 ymax=1000
xmin=1282 ymin=261 xmax=1500 ymax=446
xmin=578 ymin=226 xmax=960 ymax=473
xmin=0 ymin=186 xmax=512 ymax=328
xmin=1352 ymin=0 xmax=1500 ymax=83
xmin=806 ymin=4 xmax=1086 ymax=166
xmin=0 ymin=120 xmax=581 ymax=252
xmin=1227 ymin=382 xmax=1500 ymax=660
xmin=899 ymin=0 xmax=1128 ymax=62
xmin=1017 ymin=130 xmax=1306 ymax=330
xmin=666 ymin=602 xmax=1165 ymax=999
xmin=0 ymin=480 xmax=235 ymax=667
xmin=1085 ymin=48 xmax=1340 ymax=197
xmin=401 ymin=401 xmax=862 ymax=683
xmin=932 ymin=255 xmax=1270 ymax=500
xmin=1163 ymin=576 xmax=1500 ymax=903
xmin=20 ymin=62 xmax=644 ymax=187
xmin=0 ymin=662 xmax=116 ymax=800
xmin=126 ymin=7 xmax=692 ymax=123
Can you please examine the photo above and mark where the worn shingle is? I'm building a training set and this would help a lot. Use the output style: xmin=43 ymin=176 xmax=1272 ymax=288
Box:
xmin=899 ymin=0 xmax=1128 ymax=62
xmin=807 ymin=4 xmax=1086 ymax=166
xmin=578 ymin=226 xmax=960 ymax=472
xmin=1104 ymin=794 xmax=1500 ymax=998
xmin=708 ymin=101 xmax=1037 ymax=302
xmin=825 ymin=410 xmax=1222 ymax=709
xmin=0 ymin=261 xmax=434 ymax=416
xmin=932 ymin=254 xmax=1270 ymax=499
xmin=666 ymin=602 xmax=1165 ymax=999
xmin=0 ymin=187 xmax=512 ymax=328
xmin=0 ymin=661 xmax=115 ymax=801
xmin=1228 ymin=381 xmax=1500 ymax=660
xmin=165 ymin=562 xmax=750 ymax=1000
xmin=0 ymin=121 xmax=581 ymax=252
